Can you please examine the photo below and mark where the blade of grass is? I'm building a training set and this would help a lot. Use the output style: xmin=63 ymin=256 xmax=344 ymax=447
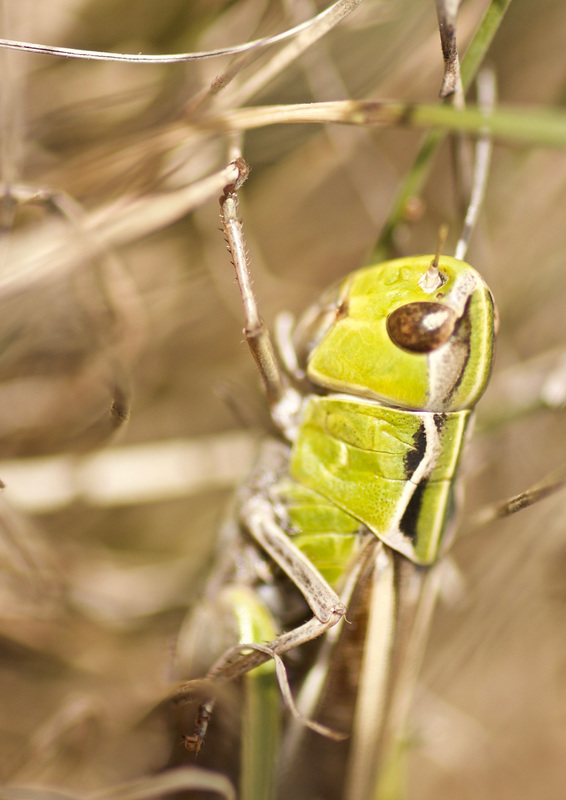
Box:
xmin=207 ymin=100 xmax=566 ymax=150
xmin=375 ymin=0 xmax=514 ymax=257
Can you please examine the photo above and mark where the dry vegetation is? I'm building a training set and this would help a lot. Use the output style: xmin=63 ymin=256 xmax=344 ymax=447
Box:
xmin=0 ymin=1 xmax=565 ymax=799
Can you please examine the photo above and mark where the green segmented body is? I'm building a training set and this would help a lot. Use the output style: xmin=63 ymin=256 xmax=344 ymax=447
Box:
xmin=278 ymin=255 xmax=495 ymax=568
xmin=290 ymin=397 xmax=471 ymax=565
xmin=270 ymin=474 xmax=363 ymax=587
xmin=264 ymin=398 xmax=471 ymax=586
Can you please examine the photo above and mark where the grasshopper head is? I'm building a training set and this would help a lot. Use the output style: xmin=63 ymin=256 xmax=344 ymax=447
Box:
xmin=292 ymin=256 xmax=496 ymax=412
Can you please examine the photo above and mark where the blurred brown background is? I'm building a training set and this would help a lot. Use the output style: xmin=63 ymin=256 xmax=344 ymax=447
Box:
xmin=0 ymin=1 xmax=565 ymax=798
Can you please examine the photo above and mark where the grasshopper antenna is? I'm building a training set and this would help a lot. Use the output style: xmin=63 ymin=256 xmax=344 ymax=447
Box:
xmin=419 ymin=223 xmax=449 ymax=292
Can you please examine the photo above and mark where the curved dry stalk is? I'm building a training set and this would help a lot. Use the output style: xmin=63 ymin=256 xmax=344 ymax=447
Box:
xmin=0 ymin=0 xmax=362 ymax=64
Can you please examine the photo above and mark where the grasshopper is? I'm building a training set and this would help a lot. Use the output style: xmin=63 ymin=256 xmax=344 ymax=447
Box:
xmin=173 ymin=157 xmax=495 ymax=800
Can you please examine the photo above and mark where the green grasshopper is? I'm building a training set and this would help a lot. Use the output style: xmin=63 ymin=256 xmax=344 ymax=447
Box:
xmin=174 ymin=157 xmax=496 ymax=800
xmin=1 ymin=4 xmax=565 ymax=800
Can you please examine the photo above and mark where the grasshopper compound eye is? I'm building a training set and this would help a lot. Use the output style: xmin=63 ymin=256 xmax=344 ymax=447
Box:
xmin=386 ymin=301 xmax=458 ymax=353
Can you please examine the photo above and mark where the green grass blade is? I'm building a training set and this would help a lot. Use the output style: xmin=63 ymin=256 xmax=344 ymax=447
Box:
xmin=374 ymin=0 xmax=514 ymax=258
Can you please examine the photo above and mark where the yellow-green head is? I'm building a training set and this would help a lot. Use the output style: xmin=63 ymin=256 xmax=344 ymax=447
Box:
xmin=292 ymin=256 xmax=495 ymax=412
